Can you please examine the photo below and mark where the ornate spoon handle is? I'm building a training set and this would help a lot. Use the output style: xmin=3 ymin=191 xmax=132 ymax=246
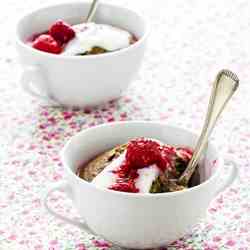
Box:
xmin=178 ymin=70 xmax=239 ymax=186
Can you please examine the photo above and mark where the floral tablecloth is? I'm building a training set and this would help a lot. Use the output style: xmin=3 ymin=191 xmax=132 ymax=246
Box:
xmin=0 ymin=0 xmax=250 ymax=249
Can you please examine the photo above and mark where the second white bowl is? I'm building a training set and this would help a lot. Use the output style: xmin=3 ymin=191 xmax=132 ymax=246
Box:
xmin=16 ymin=2 xmax=149 ymax=107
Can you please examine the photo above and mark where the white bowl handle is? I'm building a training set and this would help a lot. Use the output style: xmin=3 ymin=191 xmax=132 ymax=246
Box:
xmin=44 ymin=181 xmax=94 ymax=234
xmin=215 ymin=158 xmax=238 ymax=195
xmin=20 ymin=65 xmax=59 ymax=105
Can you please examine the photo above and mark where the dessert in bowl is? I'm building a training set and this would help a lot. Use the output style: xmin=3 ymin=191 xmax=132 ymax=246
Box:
xmin=28 ymin=20 xmax=137 ymax=55
xmin=44 ymin=122 xmax=237 ymax=249
xmin=16 ymin=2 xmax=148 ymax=107
xmin=78 ymin=138 xmax=199 ymax=193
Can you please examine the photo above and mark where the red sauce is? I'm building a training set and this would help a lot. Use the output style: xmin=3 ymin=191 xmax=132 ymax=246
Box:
xmin=109 ymin=138 xmax=177 ymax=193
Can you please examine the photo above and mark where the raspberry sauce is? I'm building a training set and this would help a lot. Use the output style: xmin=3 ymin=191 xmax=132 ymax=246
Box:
xmin=109 ymin=138 xmax=177 ymax=193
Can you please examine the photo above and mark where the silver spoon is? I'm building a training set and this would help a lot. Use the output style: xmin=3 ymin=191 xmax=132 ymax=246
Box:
xmin=86 ymin=0 xmax=99 ymax=23
xmin=178 ymin=70 xmax=239 ymax=187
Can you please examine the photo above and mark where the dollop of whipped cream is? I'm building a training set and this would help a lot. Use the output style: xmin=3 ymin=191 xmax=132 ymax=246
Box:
xmin=62 ymin=22 xmax=132 ymax=55
xmin=92 ymin=152 xmax=160 ymax=193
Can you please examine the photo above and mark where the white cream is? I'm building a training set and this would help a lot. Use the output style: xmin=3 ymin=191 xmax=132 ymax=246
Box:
xmin=92 ymin=153 xmax=125 ymax=189
xmin=135 ymin=165 xmax=160 ymax=193
xmin=62 ymin=22 xmax=132 ymax=56
xmin=92 ymin=152 xmax=160 ymax=193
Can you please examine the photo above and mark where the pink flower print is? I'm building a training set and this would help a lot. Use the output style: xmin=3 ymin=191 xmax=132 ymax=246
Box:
xmin=216 ymin=195 xmax=223 ymax=204
xmin=170 ymin=239 xmax=186 ymax=248
xmin=24 ymin=222 xmax=33 ymax=228
xmin=63 ymin=111 xmax=73 ymax=120
xmin=69 ymin=121 xmax=77 ymax=129
xmin=41 ymin=111 xmax=49 ymax=116
xmin=204 ymin=223 xmax=213 ymax=231
xmin=28 ymin=170 xmax=36 ymax=176
xmin=76 ymin=243 xmax=86 ymax=250
xmin=92 ymin=239 xmax=111 ymax=248
xmin=120 ymin=112 xmax=127 ymax=118
xmin=0 ymin=204 xmax=7 ymax=209
xmin=160 ymin=114 xmax=168 ymax=120
xmin=107 ymin=116 xmax=115 ymax=122
xmin=49 ymin=239 xmax=58 ymax=245
xmin=11 ymin=160 xmax=20 ymax=165
xmin=14 ymin=175 xmax=23 ymax=181
xmin=225 ymin=239 xmax=235 ymax=246
xmin=53 ymin=173 xmax=62 ymax=181
xmin=22 ymin=210 xmax=29 ymax=215
xmin=229 ymin=188 xmax=238 ymax=194
xmin=212 ymin=159 xmax=217 ymax=165
xmin=84 ymin=107 xmax=92 ymax=114
xmin=8 ymin=192 xmax=15 ymax=200
xmin=17 ymin=143 xmax=24 ymax=149
xmin=8 ymin=234 xmax=17 ymax=240
xmin=29 ymin=230 xmax=36 ymax=236
xmin=158 ymin=247 xmax=167 ymax=250
xmin=204 ymin=243 xmax=219 ymax=250
xmin=47 ymin=117 xmax=56 ymax=124
xmin=204 ymin=247 xmax=217 ymax=250
xmin=124 ymin=97 xmax=131 ymax=103
xmin=228 ymin=148 xmax=235 ymax=154
xmin=32 ymin=198 xmax=41 ymax=208
xmin=52 ymin=157 xmax=60 ymax=162
xmin=213 ymin=236 xmax=222 ymax=242
xmin=39 ymin=124 xmax=47 ymax=129
xmin=208 ymin=207 xmax=217 ymax=213
xmin=240 ymin=227 xmax=248 ymax=233
xmin=233 ymin=213 xmax=241 ymax=219
xmin=48 ymin=240 xmax=61 ymax=250
xmin=34 ymin=245 xmax=43 ymax=250
xmin=42 ymin=135 xmax=51 ymax=141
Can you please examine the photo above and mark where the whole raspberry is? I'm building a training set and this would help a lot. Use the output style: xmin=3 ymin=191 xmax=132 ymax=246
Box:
xmin=49 ymin=20 xmax=75 ymax=44
xmin=125 ymin=138 xmax=161 ymax=168
xmin=32 ymin=34 xmax=62 ymax=54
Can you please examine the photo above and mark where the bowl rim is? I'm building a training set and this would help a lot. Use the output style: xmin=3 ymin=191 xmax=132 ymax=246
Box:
xmin=16 ymin=1 xmax=150 ymax=60
xmin=61 ymin=121 xmax=223 ymax=198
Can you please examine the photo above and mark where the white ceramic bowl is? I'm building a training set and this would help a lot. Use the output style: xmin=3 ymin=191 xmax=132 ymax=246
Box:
xmin=16 ymin=2 xmax=149 ymax=107
xmin=44 ymin=122 xmax=237 ymax=248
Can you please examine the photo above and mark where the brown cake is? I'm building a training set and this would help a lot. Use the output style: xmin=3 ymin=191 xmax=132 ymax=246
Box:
xmin=77 ymin=36 xmax=137 ymax=56
xmin=78 ymin=144 xmax=127 ymax=182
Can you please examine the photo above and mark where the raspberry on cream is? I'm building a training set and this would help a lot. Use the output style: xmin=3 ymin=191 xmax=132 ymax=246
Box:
xmin=28 ymin=19 xmax=135 ymax=55
xmin=92 ymin=138 xmax=187 ymax=193
xmin=92 ymin=152 xmax=160 ymax=193
xmin=78 ymin=138 xmax=194 ymax=194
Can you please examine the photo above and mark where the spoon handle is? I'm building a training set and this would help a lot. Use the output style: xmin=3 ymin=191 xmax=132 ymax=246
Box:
xmin=178 ymin=70 xmax=239 ymax=186
xmin=86 ymin=0 xmax=99 ymax=23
